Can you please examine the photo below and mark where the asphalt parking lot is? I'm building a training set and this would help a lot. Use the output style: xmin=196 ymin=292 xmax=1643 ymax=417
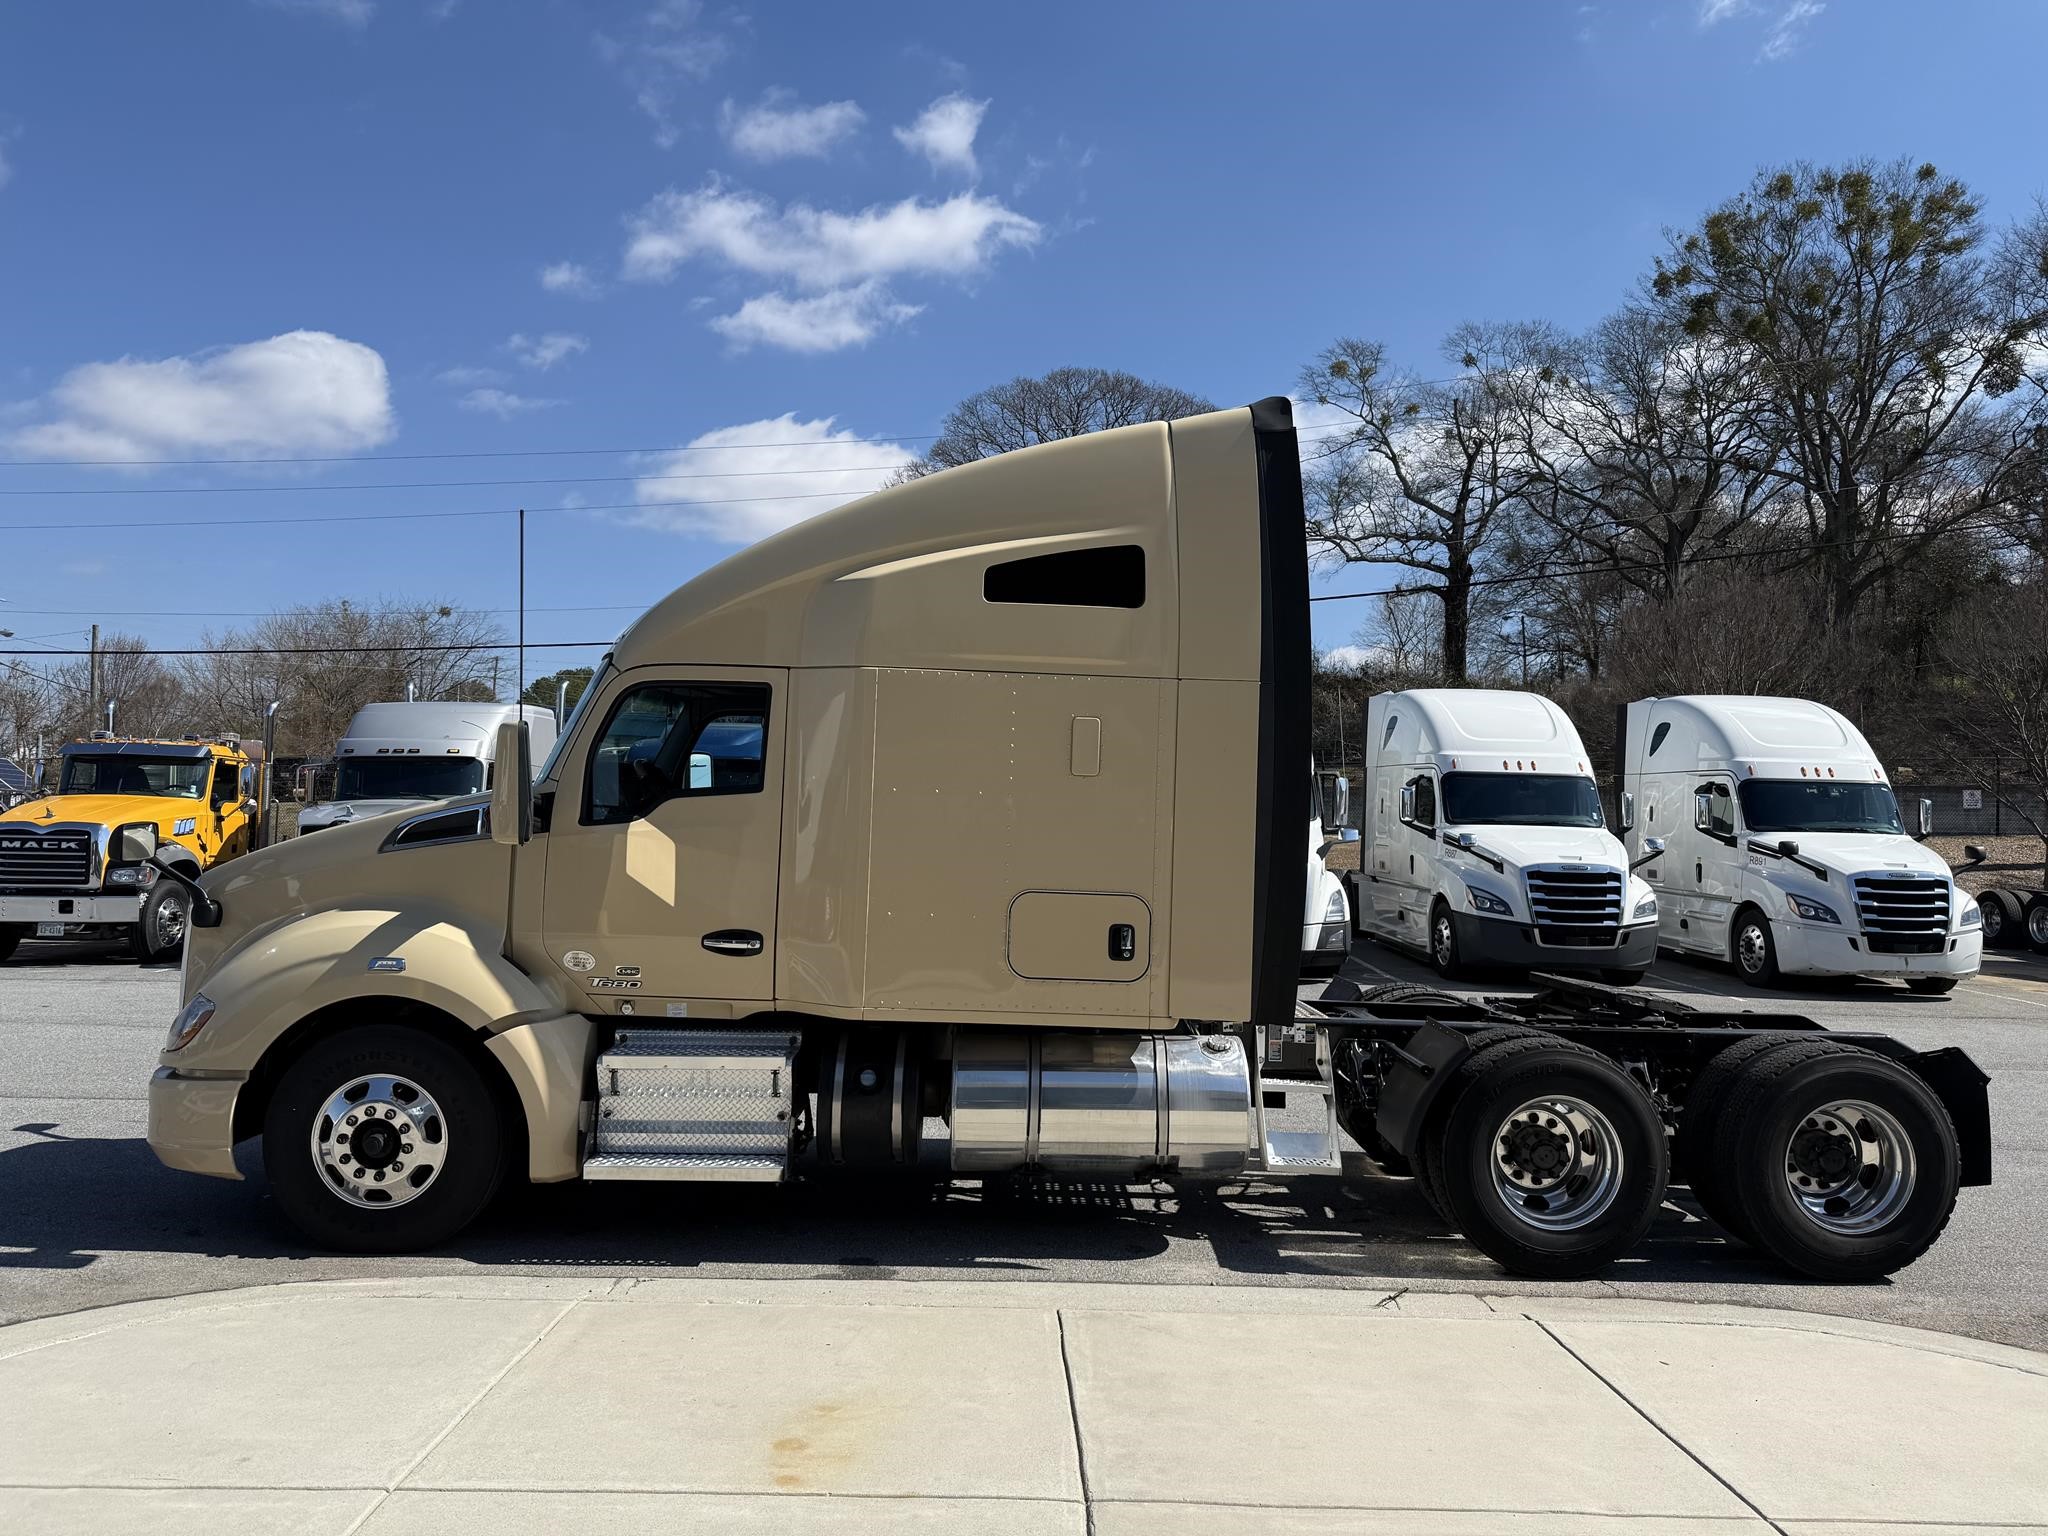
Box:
xmin=3 ymin=933 xmax=2045 ymax=1350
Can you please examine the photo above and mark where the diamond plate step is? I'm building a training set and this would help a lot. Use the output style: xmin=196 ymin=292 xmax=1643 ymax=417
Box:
xmin=582 ymin=1151 xmax=788 ymax=1183
xmin=585 ymin=1027 xmax=797 ymax=1181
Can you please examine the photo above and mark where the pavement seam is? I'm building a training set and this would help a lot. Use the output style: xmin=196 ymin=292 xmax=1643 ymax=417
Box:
xmin=1055 ymin=1309 xmax=1097 ymax=1535
xmin=338 ymin=1293 xmax=585 ymax=1536
xmin=1532 ymin=1317 xmax=1788 ymax=1536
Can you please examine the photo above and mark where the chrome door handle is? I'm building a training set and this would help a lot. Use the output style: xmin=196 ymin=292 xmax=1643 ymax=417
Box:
xmin=701 ymin=930 xmax=764 ymax=955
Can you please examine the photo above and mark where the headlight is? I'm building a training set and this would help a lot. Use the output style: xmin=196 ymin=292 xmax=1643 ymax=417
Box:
xmin=1322 ymin=888 xmax=1348 ymax=923
xmin=165 ymin=992 xmax=216 ymax=1052
xmin=1466 ymin=884 xmax=1512 ymax=916
xmin=1787 ymin=893 xmax=1840 ymax=923
xmin=1632 ymin=893 xmax=1658 ymax=919
xmin=1959 ymin=897 xmax=1981 ymax=929
xmin=106 ymin=866 xmax=144 ymax=887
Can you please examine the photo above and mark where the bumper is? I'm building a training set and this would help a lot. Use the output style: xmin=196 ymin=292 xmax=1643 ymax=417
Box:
xmin=1774 ymin=923 xmax=1982 ymax=978
xmin=1301 ymin=919 xmax=1350 ymax=975
xmin=147 ymin=1067 xmax=244 ymax=1180
xmin=1453 ymin=912 xmax=1659 ymax=974
xmin=0 ymin=892 xmax=140 ymax=926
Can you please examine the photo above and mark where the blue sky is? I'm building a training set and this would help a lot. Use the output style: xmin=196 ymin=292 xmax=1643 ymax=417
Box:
xmin=2 ymin=0 xmax=2043 ymax=680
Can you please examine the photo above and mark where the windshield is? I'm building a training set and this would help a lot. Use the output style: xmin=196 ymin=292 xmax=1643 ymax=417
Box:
xmin=60 ymin=754 xmax=208 ymax=798
xmin=334 ymin=755 xmax=485 ymax=801
xmin=538 ymin=656 xmax=612 ymax=784
xmin=1739 ymin=778 xmax=1903 ymax=835
xmin=1441 ymin=772 xmax=1605 ymax=828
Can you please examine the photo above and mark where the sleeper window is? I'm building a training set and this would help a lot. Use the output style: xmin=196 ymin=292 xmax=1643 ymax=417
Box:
xmin=983 ymin=544 xmax=1144 ymax=608
xmin=583 ymin=681 xmax=770 ymax=826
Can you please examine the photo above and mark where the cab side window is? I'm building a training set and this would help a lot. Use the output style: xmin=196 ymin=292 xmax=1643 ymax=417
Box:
xmin=210 ymin=762 xmax=237 ymax=810
xmin=1698 ymin=781 xmax=1735 ymax=839
xmin=583 ymin=681 xmax=770 ymax=826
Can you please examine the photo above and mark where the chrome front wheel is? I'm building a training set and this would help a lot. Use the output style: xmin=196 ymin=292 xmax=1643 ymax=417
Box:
xmin=311 ymin=1073 xmax=449 ymax=1210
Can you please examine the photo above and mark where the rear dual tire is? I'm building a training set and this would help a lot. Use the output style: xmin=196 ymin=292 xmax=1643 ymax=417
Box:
xmin=1420 ymin=1034 xmax=1668 ymax=1278
xmin=1683 ymin=1037 xmax=1959 ymax=1280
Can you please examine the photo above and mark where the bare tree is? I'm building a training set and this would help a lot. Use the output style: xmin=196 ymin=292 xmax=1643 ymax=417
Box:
xmin=898 ymin=367 xmax=1215 ymax=479
xmin=1300 ymin=328 xmax=1540 ymax=681
xmin=48 ymin=634 xmax=188 ymax=739
xmin=1932 ymin=581 xmax=2048 ymax=879
xmin=1514 ymin=306 xmax=1783 ymax=601
xmin=1654 ymin=160 xmax=2048 ymax=629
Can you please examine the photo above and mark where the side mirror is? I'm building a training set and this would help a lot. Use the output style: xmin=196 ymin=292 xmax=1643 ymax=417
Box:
xmin=1630 ymin=834 xmax=1665 ymax=870
xmin=1399 ymin=783 xmax=1415 ymax=823
xmin=1620 ymin=791 xmax=1635 ymax=833
xmin=1448 ymin=830 xmax=1476 ymax=852
xmin=1693 ymin=791 xmax=1713 ymax=834
xmin=490 ymin=720 xmax=531 ymax=846
xmin=688 ymin=751 xmax=712 ymax=792
xmin=1318 ymin=773 xmax=1350 ymax=835
xmin=114 ymin=824 xmax=158 ymax=863
xmin=1919 ymin=797 xmax=1934 ymax=837
xmin=1776 ymin=838 xmax=1800 ymax=857
xmin=1963 ymin=843 xmax=1988 ymax=866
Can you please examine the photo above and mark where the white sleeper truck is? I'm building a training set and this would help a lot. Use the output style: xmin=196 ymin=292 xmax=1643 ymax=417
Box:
xmin=142 ymin=401 xmax=1989 ymax=1282
xmin=1359 ymin=689 xmax=1659 ymax=984
xmin=297 ymin=702 xmax=559 ymax=836
xmin=1616 ymin=695 xmax=1981 ymax=993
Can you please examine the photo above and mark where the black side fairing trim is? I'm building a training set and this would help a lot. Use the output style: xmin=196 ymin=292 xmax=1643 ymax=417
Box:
xmin=1249 ymin=396 xmax=1311 ymax=1027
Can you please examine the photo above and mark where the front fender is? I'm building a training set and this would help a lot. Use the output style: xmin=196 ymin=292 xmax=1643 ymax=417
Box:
xmin=163 ymin=906 xmax=593 ymax=1180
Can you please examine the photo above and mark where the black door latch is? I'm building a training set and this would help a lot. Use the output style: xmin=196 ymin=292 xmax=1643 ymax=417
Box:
xmin=1107 ymin=923 xmax=1137 ymax=962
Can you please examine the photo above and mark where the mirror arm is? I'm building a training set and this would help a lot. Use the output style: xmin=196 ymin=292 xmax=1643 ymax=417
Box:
xmin=145 ymin=857 xmax=223 ymax=927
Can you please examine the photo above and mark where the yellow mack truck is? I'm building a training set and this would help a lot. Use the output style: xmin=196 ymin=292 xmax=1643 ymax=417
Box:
xmin=141 ymin=400 xmax=1991 ymax=1281
xmin=0 ymin=732 xmax=265 ymax=964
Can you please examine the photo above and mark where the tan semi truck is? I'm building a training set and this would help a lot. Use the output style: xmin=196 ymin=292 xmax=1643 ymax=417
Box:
xmin=141 ymin=400 xmax=1991 ymax=1280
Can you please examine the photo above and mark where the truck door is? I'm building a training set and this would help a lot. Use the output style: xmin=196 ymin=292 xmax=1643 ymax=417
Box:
xmin=541 ymin=667 xmax=786 ymax=1006
xmin=1685 ymin=778 xmax=1740 ymax=953
xmin=1396 ymin=770 xmax=1439 ymax=942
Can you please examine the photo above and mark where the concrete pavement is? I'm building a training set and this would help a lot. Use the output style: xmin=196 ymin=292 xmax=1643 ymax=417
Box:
xmin=3 ymin=1276 xmax=2044 ymax=1533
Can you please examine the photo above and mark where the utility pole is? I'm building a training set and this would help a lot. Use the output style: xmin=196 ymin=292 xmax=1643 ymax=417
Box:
xmin=88 ymin=623 xmax=100 ymax=732
xmin=1518 ymin=614 xmax=1529 ymax=687
xmin=517 ymin=508 xmax=527 ymax=713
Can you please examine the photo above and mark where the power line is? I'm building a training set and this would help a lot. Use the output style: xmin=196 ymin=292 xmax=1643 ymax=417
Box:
xmin=0 ymin=641 xmax=614 ymax=658
xmin=0 ymin=490 xmax=861 ymax=533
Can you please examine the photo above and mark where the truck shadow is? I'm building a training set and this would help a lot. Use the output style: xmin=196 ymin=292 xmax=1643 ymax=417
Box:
xmin=0 ymin=1125 xmax=1810 ymax=1295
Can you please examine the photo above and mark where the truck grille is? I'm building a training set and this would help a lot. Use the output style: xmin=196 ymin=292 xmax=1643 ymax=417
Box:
xmin=1854 ymin=874 xmax=1950 ymax=955
xmin=0 ymin=828 xmax=95 ymax=890
xmin=1525 ymin=866 xmax=1623 ymax=947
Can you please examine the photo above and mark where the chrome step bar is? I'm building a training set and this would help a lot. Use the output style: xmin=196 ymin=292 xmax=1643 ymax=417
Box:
xmin=1248 ymin=1024 xmax=1342 ymax=1172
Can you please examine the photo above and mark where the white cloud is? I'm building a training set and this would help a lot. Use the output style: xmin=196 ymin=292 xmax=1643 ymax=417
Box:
xmin=596 ymin=0 xmax=734 ymax=149
xmin=1320 ymin=644 xmax=1379 ymax=672
xmin=437 ymin=364 xmax=507 ymax=388
xmin=629 ymin=414 xmax=916 ymax=542
xmin=505 ymin=332 xmax=589 ymax=371
xmin=709 ymin=283 xmax=921 ymax=354
xmin=458 ymin=388 xmax=561 ymax=419
xmin=622 ymin=178 xmax=1040 ymax=288
xmin=1760 ymin=0 xmax=1823 ymax=59
xmin=258 ymin=0 xmax=375 ymax=26
xmin=7 ymin=330 xmax=393 ymax=462
xmin=1697 ymin=0 xmax=1752 ymax=23
xmin=893 ymin=93 xmax=989 ymax=177
xmin=0 ymin=142 xmax=12 ymax=192
xmin=720 ymin=91 xmax=865 ymax=160
xmin=540 ymin=260 xmax=598 ymax=297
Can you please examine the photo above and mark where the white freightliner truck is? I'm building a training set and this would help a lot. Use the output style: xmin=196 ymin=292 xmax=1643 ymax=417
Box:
xmin=1359 ymin=690 xmax=1659 ymax=985
xmin=1616 ymin=696 xmax=1983 ymax=993
xmin=296 ymin=702 xmax=559 ymax=836
xmin=140 ymin=400 xmax=1990 ymax=1281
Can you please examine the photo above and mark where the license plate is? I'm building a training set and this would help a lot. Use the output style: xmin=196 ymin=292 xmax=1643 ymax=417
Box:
xmin=36 ymin=922 xmax=66 ymax=937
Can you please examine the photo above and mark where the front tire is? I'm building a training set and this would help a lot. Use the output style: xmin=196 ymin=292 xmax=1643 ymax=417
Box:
xmin=1423 ymin=1036 xmax=1669 ymax=1278
xmin=0 ymin=925 xmax=22 ymax=964
xmin=132 ymin=883 xmax=189 ymax=963
xmin=263 ymin=1024 xmax=505 ymax=1253
xmin=1428 ymin=900 xmax=1465 ymax=981
xmin=1600 ymin=968 xmax=1647 ymax=987
xmin=2026 ymin=895 xmax=2048 ymax=953
xmin=1731 ymin=906 xmax=1780 ymax=988
xmin=1705 ymin=1040 xmax=1959 ymax=1281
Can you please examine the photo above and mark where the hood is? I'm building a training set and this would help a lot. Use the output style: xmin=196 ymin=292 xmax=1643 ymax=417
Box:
xmin=1450 ymin=823 xmax=1627 ymax=871
xmin=0 ymin=792 xmax=204 ymax=833
xmin=299 ymin=796 xmax=433 ymax=829
xmin=186 ymin=793 xmax=504 ymax=996
xmin=1754 ymin=832 xmax=1953 ymax=882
